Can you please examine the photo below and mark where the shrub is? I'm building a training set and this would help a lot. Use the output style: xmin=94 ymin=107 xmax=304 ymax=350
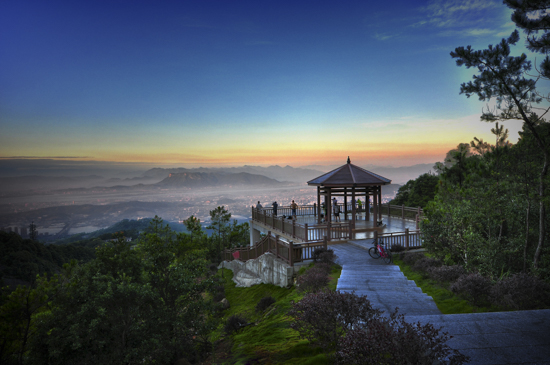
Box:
xmin=428 ymin=265 xmax=466 ymax=283
xmin=335 ymin=309 xmax=469 ymax=365
xmin=450 ymin=273 xmax=491 ymax=307
xmin=390 ymin=243 xmax=405 ymax=252
xmin=296 ymin=266 xmax=330 ymax=293
xmin=314 ymin=262 xmax=332 ymax=274
xmin=288 ymin=290 xmax=381 ymax=351
xmin=400 ymin=251 xmax=424 ymax=265
xmin=312 ymin=248 xmax=337 ymax=264
xmin=224 ymin=314 xmax=248 ymax=335
xmin=412 ymin=257 xmax=442 ymax=273
xmin=256 ymin=296 xmax=276 ymax=312
xmin=490 ymin=273 xmax=550 ymax=310
xmin=212 ymin=285 xmax=225 ymax=302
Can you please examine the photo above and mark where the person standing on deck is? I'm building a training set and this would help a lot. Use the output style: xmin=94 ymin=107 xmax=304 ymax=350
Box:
xmin=333 ymin=198 xmax=341 ymax=222
xmin=272 ymin=201 xmax=278 ymax=216
xmin=256 ymin=201 xmax=263 ymax=211
xmin=290 ymin=200 xmax=298 ymax=220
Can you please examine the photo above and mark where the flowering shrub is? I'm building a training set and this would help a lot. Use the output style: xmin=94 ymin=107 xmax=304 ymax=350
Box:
xmin=313 ymin=248 xmax=337 ymax=264
xmin=296 ymin=266 xmax=330 ymax=293
xmin=450 ymin=273 xmax=491 ymax=307
xmin=224 ymin=314 xmax=248 ymax=335
xmin=288 ymin=290 xmax=381 ymax=350
xmin=335 ymin=310 xmax=469 ymax=365
xmin=256 ymin=296 xmax=276 ymax=312
xmin=399 ymin=251 xmax=424 ymax=265
xmin=490 ymin=272 xmax=550 ymax=310
xmin=428 ymin=265 xmax=466 ymax=283
xmin=412 ymin=257 xmax=442 ymax=273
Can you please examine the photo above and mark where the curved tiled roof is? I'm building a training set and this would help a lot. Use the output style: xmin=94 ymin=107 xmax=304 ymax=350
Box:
xmin=307 ymin=159 xmax=391 ymax=187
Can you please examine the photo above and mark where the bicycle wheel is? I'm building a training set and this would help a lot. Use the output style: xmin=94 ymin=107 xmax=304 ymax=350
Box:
xmin=368 ymin=246 xmax=380 ymax=259
xmin=383 ymin=252 xmax=392 ymax=264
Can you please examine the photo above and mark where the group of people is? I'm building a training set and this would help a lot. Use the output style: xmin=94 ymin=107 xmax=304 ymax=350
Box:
xmin=257 ymin=198 xmax=365 ymax=222
xmin=256 ymin=199 xmax=298 ymax=219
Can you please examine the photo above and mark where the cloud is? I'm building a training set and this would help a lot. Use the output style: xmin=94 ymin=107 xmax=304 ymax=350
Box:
xmin=415 ymin=0 xmax=500 ymax=29
xmin=373 ymin=32 xmax=399 ymax=41
xmin=0 ymin=156 xmax=92 ymax=159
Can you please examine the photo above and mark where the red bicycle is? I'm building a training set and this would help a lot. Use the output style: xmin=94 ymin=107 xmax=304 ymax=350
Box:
xmin=368 ymin=239 xmax=392 ymax=264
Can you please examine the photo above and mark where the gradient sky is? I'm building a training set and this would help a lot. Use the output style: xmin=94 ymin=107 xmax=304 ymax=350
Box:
xmin=0 ymin=0 xmax=536 ymax=168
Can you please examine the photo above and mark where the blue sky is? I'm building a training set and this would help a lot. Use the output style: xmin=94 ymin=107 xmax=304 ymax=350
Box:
xmin=0 ymin=0 xmax=534 ymax=168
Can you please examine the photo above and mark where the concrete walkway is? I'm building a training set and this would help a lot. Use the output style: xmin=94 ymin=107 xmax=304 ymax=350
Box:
xmin=330 ymin=241 xmax=550 ymax=365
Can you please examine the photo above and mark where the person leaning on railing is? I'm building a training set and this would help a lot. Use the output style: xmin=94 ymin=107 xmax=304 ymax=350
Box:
xmin=290 ymin=200 xmax=298 ymax=219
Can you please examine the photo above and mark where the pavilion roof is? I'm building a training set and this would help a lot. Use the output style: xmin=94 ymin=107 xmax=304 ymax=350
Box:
xmin=307 ymin=158 xmax=391 ymax=187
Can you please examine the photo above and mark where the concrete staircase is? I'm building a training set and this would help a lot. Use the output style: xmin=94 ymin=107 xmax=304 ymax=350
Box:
xmin=333 ymin=241 xmax=441 ymax=316
xmin=329 ymin=242 xmax=550 ymax=365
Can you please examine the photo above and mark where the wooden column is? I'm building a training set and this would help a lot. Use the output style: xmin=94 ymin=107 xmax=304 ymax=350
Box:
xmin=327 ymin=188 xmax=332 ymax=223
xmin=317 ymin=186 xmax=323 ymax=224
xmin=379 ymin=187 xmax=383 ymax=221
xmin=366 ymin=190 xmax=370 ymax=221
xmin=344 ymin=188 xmax=348 ymax=221
xmin=351 ymin=187 xmax=356 ymax=229
xmin=373 ymin=189 xmax=378 ymax=224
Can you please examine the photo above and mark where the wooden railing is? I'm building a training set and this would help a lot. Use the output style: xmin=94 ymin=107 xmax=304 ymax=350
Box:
xmin=374 ymin=228 xmax=423 ymax=250
xmin=222 ymin=232 xmax=328 ymax=266
xmin=377 ymin=203 xmax=423 ymax=221
xmin=252 ymin=208 xmax=352 ymax=242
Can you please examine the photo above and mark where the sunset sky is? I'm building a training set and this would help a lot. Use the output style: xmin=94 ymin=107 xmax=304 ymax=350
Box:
xmin=0 ymin=0 xmax=535 ymax=169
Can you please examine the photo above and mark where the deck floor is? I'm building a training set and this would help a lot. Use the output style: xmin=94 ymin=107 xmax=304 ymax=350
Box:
xmin=285 ymin=212 xmax=419 ymax=240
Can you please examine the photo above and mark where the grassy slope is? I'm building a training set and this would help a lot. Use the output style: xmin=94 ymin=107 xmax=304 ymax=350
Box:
xmin=213 ymin=264 xmax=341 ymax=364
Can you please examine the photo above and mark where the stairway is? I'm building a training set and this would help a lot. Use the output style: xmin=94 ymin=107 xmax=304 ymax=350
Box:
xmin=331 ymin=241 xmax=441 ymax=316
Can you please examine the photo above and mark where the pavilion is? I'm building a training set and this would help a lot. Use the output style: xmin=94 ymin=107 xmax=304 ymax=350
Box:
xmin=307 ymin=157 xmax=392 ymax=229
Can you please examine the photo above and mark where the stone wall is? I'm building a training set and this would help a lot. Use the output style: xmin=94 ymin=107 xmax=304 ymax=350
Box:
xmin=219 ymin=252 xmax=294 ymax=288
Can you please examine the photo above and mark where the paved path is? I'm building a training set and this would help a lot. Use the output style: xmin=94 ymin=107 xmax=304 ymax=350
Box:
xmin=330 ymin=241 xmax=550 ymax=365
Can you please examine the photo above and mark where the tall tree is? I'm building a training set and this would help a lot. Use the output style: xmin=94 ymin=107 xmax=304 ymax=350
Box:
xmin=207 ymin=206 xmax=232 ymax=262
xmin=504 ymin=0 xmax=550 ymax=78
xmin=451 ymin=30 xmax=550 ymax=268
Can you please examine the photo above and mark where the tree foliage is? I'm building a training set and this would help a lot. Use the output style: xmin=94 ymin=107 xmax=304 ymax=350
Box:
xmin=390 ymin=173 xmax=439 ymax=209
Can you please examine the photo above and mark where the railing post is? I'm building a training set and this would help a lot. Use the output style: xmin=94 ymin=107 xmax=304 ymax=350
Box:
xmin=327 ymin=222 xmax=332 ymax=241
xmin=304 ymin=223 xmax=308 ymax=242
xmin=405 ymin=228 xmax=409 ymax=249
xmin=348 ymin=222 xmax=352 ymax=240
xmin=289 ymin=241 xmax=294 ymax=266
xmin=323 ymin=235 xmax=328 ymax=250
xmin=275 ymin=234 xmax=279 ymax=259
xmin=374 ymin=230 xmax=378 ymax=243
xmin=415 ymin=214 xmax=419 ymax=229
xmin=292 ymin=219 xmax=296 ymax=238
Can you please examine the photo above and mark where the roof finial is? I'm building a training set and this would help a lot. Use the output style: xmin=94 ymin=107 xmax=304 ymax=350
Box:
xmin=347 ymin=156 xmax=351 ymax=164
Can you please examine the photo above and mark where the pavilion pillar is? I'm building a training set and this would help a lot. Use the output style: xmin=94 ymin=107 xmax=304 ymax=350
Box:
xmin=372 ymin=190 xmax=378 ymax=222
xmin=344 ymin=188 xmax=348 ymax=221
xmin=366 ymin=190 xmax=370 ymax=222
xmin=327 ymin=188 xmax=332 ymax=223
xmin=351 ymin=187 xmax=356 ymax=230
xmin=317 ymin=186 xmax=322 ymax=224
xmin=378 ymin=187 xmax=383 ymax=221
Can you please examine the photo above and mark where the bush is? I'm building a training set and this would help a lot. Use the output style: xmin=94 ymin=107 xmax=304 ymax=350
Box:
xmin=314 ymin=262 xmax=332 ymax=274
xmin=428 ymin=265 xmax=466 ymax=283
xmin=412 ymin=257 xmax=442 ymax=273
xmin=390 ymin=243 xmax=405 ymax=252
xmin=312 ymin=248 xmax=337 ymax=264
xmin=212 ymin=285 xmax=225 ymax=302
xmin=224 ymin=314 xmax=248 ymax=335
xmin=399 ymin=251 xmax=424 ymax=265
xmin=450 ymin=273 xmax=491 ymax=307
xmin=335 ymin=310 xmax=469 ymax=365
xmin=256 ymin=296 xmax=276 ymax=312
xmin=490 ymin=273 xmax=550 ymax=310
xmin=296 ymin=266 xmax=330 ymax=293
xmin=288 ymin=290 xmax=381 ymax=350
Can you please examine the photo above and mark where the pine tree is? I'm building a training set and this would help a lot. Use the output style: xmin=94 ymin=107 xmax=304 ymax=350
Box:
xmin=451 ymin=30 xmax=550 ymax=269
xmin=504 ymin=0 xmax=550 ymax=78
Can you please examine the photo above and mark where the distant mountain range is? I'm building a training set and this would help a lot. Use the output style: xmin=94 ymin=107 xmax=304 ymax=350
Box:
xmin=156 ymin=171 xmax=281 ymax=187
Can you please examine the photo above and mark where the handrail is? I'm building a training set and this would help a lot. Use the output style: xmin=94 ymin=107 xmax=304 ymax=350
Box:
xmin=222 ymin=232 xmax=329 ymax=266
xmin=252 ymin=207 xmax=351 ymax=242
xmin=375 ymin=228 xmax=423 ymax=250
